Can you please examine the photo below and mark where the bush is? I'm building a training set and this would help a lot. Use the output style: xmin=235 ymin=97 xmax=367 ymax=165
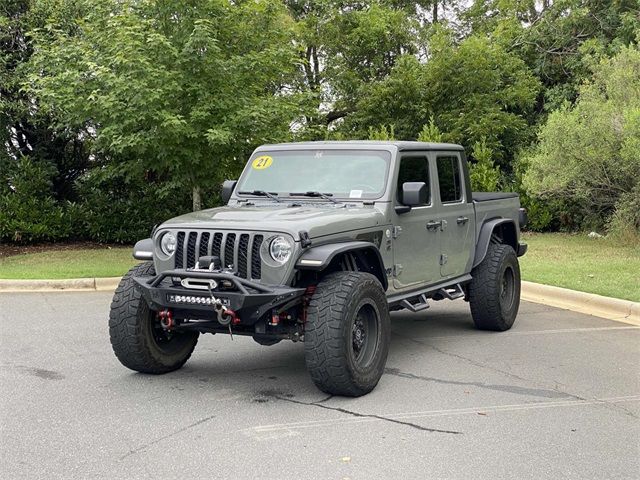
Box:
xmin=512 ymin=154 xmax=589 ymax=232
xmin=522 ymin=46 xmax=640 ymax=233
xmin=0 ymin=156 xmax=223 ymax=245
xmin=608 ymin=182 xmax=640 ymax=243
xmin=0 ymin=157 xmax=80 ymax=243
xmin=75 ymin=167 xmax=194 ymax=244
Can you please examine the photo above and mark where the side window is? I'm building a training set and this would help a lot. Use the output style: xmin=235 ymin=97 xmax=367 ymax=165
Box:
xmin=436 ymin=156 xmax=463 ymax=203
xmin=397 ymin=156 xmax=430 ymax=205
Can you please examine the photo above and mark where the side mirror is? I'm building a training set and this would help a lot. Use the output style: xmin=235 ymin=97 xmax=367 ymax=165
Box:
xmin=221 ymin=179 xmax=237 ymax=204
xmin=396 ymin=182 xmax=427 ymax=214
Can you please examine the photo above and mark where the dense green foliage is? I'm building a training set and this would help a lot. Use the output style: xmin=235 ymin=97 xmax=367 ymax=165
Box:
xmin=0 ymin=156 xmax=76 ymax=242
xmin=351 ymin=33 xmax=541 ymax=167
xmin=1 ymin=0 xmax=639 ymax=243
xmin=523 ymin=46 xmax=640 ymax=236
xmin=28 ymin=0 xmax=298 ymax=210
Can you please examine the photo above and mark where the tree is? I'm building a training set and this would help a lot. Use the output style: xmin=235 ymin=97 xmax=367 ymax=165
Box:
xmin=368 ymin=125 xmax=395 ymax=140
xmin=469 ymin=138 xmax=501 ymax=191
xmin=522 ymin=45 xmax=640 ymax=235
xmin=350 ymin=31 xmax=540 ymax=168
xmin=285 ymin=1 xmax=419 ymax=137
xmin=28 ymin=0 xmax=300 ymax=211
xmin=417 ymin=116 xmax=444 ymax=142
xmin=1 ymin=0 xmax=91 ymax=203
xmin=462 ymin=0 xmax=640 ymax=112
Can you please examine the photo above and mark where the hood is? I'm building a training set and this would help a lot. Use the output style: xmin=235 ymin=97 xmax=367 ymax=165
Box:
xmin=160 ymin=203 xmax=388 ymax=241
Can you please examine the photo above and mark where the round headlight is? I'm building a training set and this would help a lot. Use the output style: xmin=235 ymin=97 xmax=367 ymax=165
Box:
xmin=160 ymin=232 xmax=177 ymax=256
xmin=269 ymin=236 xmax=292 ymax=264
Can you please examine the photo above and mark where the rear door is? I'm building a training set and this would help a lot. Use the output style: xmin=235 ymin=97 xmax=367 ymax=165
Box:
xmin=392 ymin=153 xmax=441 ymax=289
xmin=434 ymin=152 xmax=474 ymax=278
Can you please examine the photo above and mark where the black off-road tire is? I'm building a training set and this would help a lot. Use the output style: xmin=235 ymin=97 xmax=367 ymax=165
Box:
xmin=109 ymin=262 xmax=198 ymax=374
xmin=304 ymin=272 xmax=390 ymax=397
xmin=469 ymin=243 xmax=521 ymax=331
xmin=253 ymin=335 xmax=282 ymax=346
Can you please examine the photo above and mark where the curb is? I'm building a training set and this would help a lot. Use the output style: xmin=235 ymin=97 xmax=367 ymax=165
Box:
xmin=520 ymin=281 xmax=639 ymax=326
xmin=0 ymin=276 xmax=638 ymax=326
xmin=0 ymin=277 xmax=121 ymax=292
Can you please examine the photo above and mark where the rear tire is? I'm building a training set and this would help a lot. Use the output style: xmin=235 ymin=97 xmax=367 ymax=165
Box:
xmin=304 ymin=272 xmax=390 ymax=397
xmin=469 ymin=243 xmax=521 ymax=331
xmin=109 ymin=262 xmax=199 ymax=374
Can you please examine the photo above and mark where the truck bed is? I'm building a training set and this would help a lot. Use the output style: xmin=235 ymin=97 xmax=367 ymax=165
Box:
xmin=471 ymin=192 xmax=522 ymax=240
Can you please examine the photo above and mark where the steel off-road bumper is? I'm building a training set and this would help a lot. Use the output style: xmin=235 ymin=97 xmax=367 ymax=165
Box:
xmin=133 ymin=269 xmax=305 ymax=326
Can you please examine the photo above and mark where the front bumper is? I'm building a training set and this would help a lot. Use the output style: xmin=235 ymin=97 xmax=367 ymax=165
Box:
xmin=133 ymin=269 xmax=305 ymax=325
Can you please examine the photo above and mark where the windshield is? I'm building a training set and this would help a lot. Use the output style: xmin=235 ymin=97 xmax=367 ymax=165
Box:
xmin=236 ymin=149 xmax=391 ymax=200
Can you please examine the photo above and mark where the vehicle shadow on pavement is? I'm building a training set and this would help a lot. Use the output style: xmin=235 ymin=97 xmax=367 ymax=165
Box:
xmin=113 ymin=306 xmax=569 ymax=402
xmin=121 ymin=309 xmax=468 ymax=380
xmin=391 ymin=308 xmax=477 ymax=336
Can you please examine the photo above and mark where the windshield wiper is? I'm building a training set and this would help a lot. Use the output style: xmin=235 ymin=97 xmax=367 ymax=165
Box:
xmin=289 ymin=191 xmax=340 ymax=204
xmin=238 ymin=190 xmax=281 ymax=202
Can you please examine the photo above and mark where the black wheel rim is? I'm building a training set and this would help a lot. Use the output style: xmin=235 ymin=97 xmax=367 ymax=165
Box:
xmin=351 ymin=302 xmax=379 ymax=368
xmin=500 ymin=266 xmax=516 ymax=311
xmin=146 ymin=307 xmax=188 ymax=354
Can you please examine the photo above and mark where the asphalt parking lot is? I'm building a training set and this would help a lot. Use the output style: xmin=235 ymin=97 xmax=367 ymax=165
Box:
xmin=1 ymin=291 xmax=638 ymax=479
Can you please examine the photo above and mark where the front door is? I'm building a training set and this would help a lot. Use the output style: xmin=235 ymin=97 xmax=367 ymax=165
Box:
xmin=434 ymin=153 xmax=474 ymax=278
xmin=392 ymin=154 xmax=441 ymax=289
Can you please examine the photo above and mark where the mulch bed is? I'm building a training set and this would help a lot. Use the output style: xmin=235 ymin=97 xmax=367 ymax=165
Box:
xmin=0 ymin=242 xmax=131 ymax=259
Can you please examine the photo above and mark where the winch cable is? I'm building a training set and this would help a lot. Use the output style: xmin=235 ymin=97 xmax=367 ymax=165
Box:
xmin=208 ymin=285 xmax=233 ymax=340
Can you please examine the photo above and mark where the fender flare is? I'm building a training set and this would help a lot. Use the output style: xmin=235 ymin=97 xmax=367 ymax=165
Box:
xmin=473 ymin=218 xmax=517 ymax=268
xmin=133 ymin=238 xmax=154 ymax=260
xmin=295 ymin=241 xmax=388 ymax=291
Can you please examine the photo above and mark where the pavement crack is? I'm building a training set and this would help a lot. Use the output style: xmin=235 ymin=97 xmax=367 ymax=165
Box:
xmin=393 ymin=334 xmax=640 ymax=420
xmin=612 ymin=404 xmax=640 ymax=420
xmin=315 ymin=394 xmax=334 ymax=403
xmin=428 ymin=342 xmax=532 ymax=384
xmin=119 ymin=414 xmax=216 ymax=460
xmin=274 ymin=396 xmax=462 ymax=435
xmin=393 ymin=333 xmax=597 ymax=402
xmin=398 ymin=332 xmax=570 ymax=386
xmin=385 ymin=367 xmax=570 ymax=399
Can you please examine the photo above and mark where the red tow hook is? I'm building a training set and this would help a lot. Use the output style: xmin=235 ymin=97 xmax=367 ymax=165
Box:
xmin=158 ymin=309 xmax=174 ymax=330
xmin=228 ymin=309 xmax=240 ymax=325
xmin=269 ymin=310 xmax=280 ymax=326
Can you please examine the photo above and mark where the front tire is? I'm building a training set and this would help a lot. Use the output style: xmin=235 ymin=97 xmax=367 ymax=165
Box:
xmin=304 ymin=272 xmax=390 ymax=397
xmin=253 ymin=335 xmax=282 ymax=346
xmin=468 ymin=243 xmax=521 ymax=331
xmin=109 ymin=262 xmax=199 ymax=374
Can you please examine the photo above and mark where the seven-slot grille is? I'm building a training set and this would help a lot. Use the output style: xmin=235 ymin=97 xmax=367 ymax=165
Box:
xmin=174 ymin=230 xmax=264 ymax=279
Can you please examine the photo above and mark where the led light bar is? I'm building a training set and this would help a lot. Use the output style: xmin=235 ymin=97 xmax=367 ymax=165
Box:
xmin=168 ymin=294 xmax=214 ymax=305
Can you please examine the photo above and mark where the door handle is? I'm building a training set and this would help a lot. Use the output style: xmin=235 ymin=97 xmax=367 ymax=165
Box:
xmin=426 ymin=220 xmax=442 ymax=231
xmin=457 ymin=216 xmax=469 ymax=225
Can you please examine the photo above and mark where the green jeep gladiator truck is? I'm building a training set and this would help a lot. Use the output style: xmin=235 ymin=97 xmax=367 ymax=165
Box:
xmin=109 ymin=141 xmax=528 ymax=396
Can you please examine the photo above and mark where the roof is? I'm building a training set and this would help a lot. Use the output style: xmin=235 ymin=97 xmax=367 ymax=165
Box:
xmin=257 ymin=140 xmax=464 ymax=151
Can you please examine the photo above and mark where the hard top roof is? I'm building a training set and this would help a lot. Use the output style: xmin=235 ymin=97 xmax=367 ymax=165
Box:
xmin=256 ymin=140 xmax=464 ymax=151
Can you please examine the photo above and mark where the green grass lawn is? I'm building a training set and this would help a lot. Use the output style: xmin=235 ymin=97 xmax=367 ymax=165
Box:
xmin=1 ymin=234 xmax=638 ymax=302
xmin=520 ymin=233 xmax=640 ymax=302
xmin=0 ymin=247 xmax=138 ymax=280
